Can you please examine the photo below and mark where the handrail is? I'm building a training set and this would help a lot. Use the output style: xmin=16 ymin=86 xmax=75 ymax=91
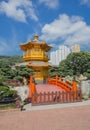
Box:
xmin=48 ymin=75 xmax=77 ymax=92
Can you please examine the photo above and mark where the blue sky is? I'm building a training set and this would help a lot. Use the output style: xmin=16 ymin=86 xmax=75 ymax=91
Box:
xmin=0 ymin=0 xmax=90 ymax=56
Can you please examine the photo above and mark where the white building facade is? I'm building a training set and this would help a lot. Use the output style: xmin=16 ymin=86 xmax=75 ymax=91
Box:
xmin=49 ymin=45 xmax=70 ymax=66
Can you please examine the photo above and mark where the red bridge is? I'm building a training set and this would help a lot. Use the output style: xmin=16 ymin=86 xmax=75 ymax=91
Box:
xmin=28 ymin=75 xmax=82 ymax=105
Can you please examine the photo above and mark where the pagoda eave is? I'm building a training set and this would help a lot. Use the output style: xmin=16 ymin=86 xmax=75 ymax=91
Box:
xmin=20 ymin=42 xmax=33 ymax=51
xmin=20 ymin=41 xmax=52 ymax=51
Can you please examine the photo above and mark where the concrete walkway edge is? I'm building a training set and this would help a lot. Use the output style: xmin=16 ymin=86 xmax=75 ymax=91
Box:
xmin=24 ymin=99 xmax=90 ymax=111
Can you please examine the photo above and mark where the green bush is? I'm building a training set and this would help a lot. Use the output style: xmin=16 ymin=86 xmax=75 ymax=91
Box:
xmin=0 ymin=86 xmax=17 ymax=99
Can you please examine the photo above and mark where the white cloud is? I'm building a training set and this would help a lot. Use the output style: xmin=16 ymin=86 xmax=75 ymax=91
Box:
xmin=40 ymin=14 xmax=90 ymax=48
xmin=38 ymin=0 xmax=59 ymax=9
xmin=0 ymin=0 xmax=38 ymax=22
xmin=80 ymin=0 xmax=90 ymax=7
xmin=81 ymin=0 xmax=90 ymax=4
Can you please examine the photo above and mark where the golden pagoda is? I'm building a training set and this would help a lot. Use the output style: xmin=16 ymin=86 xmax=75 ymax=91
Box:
xmin=20 ymin=35 xmax=52 ymax=83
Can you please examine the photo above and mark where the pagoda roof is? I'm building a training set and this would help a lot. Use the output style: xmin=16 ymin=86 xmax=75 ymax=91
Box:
xmin=27 ymin=61 xmax=51 ymax=67
xmin=20 ymin=35 xmax=52 ymax=52
xmin=15 ymin=61 xmax=51 ymax=68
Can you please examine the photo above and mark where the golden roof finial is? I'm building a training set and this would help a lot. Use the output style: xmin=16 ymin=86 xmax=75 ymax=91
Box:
xmin=34 ymin=35 xmax=38 ymax=41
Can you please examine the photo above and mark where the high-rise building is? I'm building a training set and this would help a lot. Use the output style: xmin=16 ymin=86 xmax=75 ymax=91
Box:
xmin=50 ymin=45 xmax=70 ymax=66
xmin=49 ymin=51 xmax=56 ymax=65
xmin=71 ymin=44 xmax=80 ymax=53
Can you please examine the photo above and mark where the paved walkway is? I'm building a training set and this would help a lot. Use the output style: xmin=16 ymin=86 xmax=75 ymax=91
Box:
xmin=0 ymin=104 xmax=90 ymax=130
xmin=24 ymin=100 xmax=90 ymax=111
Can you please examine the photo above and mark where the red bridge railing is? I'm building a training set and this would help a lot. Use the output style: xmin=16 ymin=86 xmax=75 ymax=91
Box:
xmin=32 ymin=90 xmax=82 ymax=106
xmin=28 ymin=75 xmax=82 ymax=105
xmin=47 ymin=75 xmax=77 ymax=92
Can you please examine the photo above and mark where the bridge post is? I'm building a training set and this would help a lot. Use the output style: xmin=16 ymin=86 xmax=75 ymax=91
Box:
xmin=28 ymin=76 xmax=37 ymax=102
xmin=28 ymin=76 xmax=32 ymax=99
xmin=56 ymin=75 xmax=58 ymax=86
xmin=72 ymin=81 xmax=77 ymax=99
xmin=47 ymin=77 xmax=50 ymax=84
xmin=72 ymin=81 xmax=77 ymax=91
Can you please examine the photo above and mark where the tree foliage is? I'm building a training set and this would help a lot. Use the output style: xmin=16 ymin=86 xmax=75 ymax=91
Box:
xmin=0 ymin=86 xmax=17 ymax=99
xmin=0 ymin=56 xmax=34 ymax=85
xmin=49 ymin=51 xmax=90 ymax=79
xmin=0 ymin=55 xmax=23 ymax=66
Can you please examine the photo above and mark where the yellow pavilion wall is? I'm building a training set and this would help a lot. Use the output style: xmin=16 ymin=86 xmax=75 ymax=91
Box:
xmin=23 ymin=49 xmax=48 ymax=61
xmin=32 ymin=67 xmax=48 ymax=82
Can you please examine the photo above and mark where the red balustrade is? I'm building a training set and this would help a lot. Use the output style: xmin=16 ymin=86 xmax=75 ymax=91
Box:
xmin=48 ymin=75 xmax=77 ymax=92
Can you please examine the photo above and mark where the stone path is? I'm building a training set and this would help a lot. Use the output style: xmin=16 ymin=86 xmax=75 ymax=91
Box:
xmin=0 ymin=105 xmax=90 ymax=130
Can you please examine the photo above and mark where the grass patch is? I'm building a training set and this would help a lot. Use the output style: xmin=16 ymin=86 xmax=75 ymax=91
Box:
xmin=0 ymin=103 xmax=16 ymax=110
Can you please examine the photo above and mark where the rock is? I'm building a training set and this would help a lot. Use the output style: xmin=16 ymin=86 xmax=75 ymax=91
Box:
xmin=81 ymin=79 xmax=90 ymax=100
xmin=14 ymin=86 xmax=29 ymax=101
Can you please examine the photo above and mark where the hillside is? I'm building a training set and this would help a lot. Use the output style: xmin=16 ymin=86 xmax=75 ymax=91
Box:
xmin=0 ymin=55 xmax=24 ymax=66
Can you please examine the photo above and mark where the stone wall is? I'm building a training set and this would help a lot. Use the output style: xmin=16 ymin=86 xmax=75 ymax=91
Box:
xmin=81 ymin=80 xmax=90 ymax=99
